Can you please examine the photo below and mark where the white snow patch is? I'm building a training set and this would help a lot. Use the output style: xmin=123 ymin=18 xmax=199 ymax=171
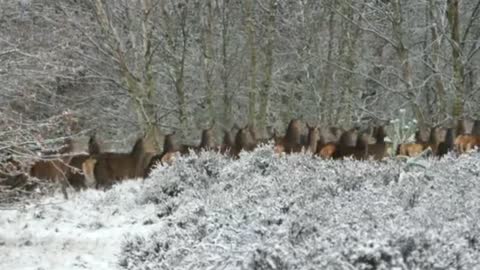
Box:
xmin=0 ymin=179 xmax=158 ymax=270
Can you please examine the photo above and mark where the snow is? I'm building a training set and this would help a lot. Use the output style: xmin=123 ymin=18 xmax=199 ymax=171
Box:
xmin=1 ymin=146 xmax=480 ymax=269
xmin=0 ymin=181 xmax=159 ymax=270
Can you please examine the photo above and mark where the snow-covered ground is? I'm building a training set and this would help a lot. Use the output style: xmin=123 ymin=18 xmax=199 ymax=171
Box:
xmin=0 ymin=182 xmax=159 ymax=270
xmin=2 ymin=146 xmax=480 ymax=269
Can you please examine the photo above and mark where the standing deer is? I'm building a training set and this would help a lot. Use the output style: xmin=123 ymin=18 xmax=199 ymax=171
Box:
xmin=87 ymin=135 xmax=148 ymax=188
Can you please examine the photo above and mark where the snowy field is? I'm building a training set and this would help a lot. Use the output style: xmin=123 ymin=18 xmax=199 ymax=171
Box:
xmin=1 ymin=146 xmax=480 ymax=270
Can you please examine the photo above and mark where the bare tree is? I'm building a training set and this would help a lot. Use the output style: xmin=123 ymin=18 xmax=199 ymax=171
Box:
xmin=87 ymin=0 xmax=161 ymax=140
xmin=200 ymin=0 xmax=216 ymax=125
xmin=244 ymin=0 xmax=258 ymax=127
xmin=2 ymin=0 xmax=480 ymax=158
xmin=257 ymin=0 xmax=277 ymax=135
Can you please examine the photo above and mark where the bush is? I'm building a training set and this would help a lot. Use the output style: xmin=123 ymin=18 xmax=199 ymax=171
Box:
xmin=119 ymin=146 xmax=480 ymax=269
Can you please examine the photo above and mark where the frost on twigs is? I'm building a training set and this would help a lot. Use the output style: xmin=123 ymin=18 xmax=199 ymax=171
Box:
xmin=387 ymin=109 xmax=417 ymax=157
xmin=120 ymin=146 xmax=480 ymax=269
xmin=0 ymin=174 xmax=62 ymax=206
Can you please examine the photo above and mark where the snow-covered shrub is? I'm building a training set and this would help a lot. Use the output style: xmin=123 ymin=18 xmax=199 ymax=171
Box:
xmin=118 ymin=147 xmax=480 ymax=270
xmin=139 ymin=151 xmax=231 ymax=206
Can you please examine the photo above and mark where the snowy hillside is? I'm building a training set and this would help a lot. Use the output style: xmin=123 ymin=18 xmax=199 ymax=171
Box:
xmin=2 ymin=146 xmax=480 ymax=269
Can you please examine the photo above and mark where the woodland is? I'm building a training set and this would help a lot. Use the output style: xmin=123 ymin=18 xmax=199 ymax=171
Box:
xmin=2 ymin=1 xmax=480 ymax=269
xmin=1 ymin=0 xmax=479 ymax=153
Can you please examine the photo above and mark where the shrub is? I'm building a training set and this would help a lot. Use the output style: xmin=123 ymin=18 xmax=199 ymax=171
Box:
xmin=119 ymin=146 xmax=480 ymax=270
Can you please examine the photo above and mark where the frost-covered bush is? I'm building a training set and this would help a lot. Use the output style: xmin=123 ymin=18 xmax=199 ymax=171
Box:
xmin=119 ymin=146 xmax=480 ymax=270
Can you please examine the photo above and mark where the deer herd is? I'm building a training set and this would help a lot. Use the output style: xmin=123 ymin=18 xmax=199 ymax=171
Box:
xmin=1 ymin=118 xmax=480 ymax=191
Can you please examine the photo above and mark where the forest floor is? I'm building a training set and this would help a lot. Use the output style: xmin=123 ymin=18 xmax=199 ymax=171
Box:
xmin=1 ymin=146 xmax=480 ymax=270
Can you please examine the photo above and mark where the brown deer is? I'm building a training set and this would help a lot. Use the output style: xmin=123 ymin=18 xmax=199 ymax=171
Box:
xmin=88 ymin=135 xmax=148 ymax=188
xmin=424 ymin=127 xmax=443 ymax=155
xmin=334 ymin=130 xmax=373 ymax=160
xmin=398 ymin=127 xmax=442 ymax=157
xmin=305 ymin=123 xmax=320 ymax=154
xmin=472 ymin=120 xmax=480 ymax=135
xmin=66 ymin=153 xmax=92 ymax=190
xmin=437 ymin=128 xmax=455 ymax=157
xmin=271 ymin=129 xmax=286 ymax=154
xmin=29 ymin=138 xmax=76 ymax=182
xmin=453 ymin=119 xmax=471 ymax=153
xmin=332 ymin=128 xmax=362 ymax=159
xmin=195 ymin=126 xmax=217 ymax=152
xmin=458 ymin=119 xmax=480 ymax=153
xmin=144 ymin=133 xmax=180 ymax=178
xmin=60 ymin=135 xmax=100 ymax=190
xmin=82 ymin=157 xmax=97 ymax=189
xmin=396 ymin=130 xmax=427 ymax=157
xmin=273 ymin=119 xmax=304 ymax=154
xmin=455 ymin=132 xmax=480 ymax=154
xmin=174 ymin=126 xmax=217 ymax=155
xmin=364 ymin=125 xmax=390 ymax=160
xmin=315 ymin=126 xmax=345 ymax=159
xmin=285 ymin=119 xmax=304 ymax=153
xmin=373 ymin=126 xmax=387 ymax=144
xmin=315 ymin=129 xmax=336 ymax=159
xmin=219 ymin=129 xmax=234 ymax=155
xmin=456 ymin=119 xmax=468 ymax=136
xmin=185 ymin=125 xmax=220 ymax=154
xmin=233 ymin=125 xmax=257 ymax=158
xmin=144 ymin=126 xmax=219 ymax=177
xmin=248 ymin=125 xmax=258 ymax=143
xmin=329 ymin=127 xmax=344 ymax=143
xmin=250 ymin=125 xmax=275 ymax=145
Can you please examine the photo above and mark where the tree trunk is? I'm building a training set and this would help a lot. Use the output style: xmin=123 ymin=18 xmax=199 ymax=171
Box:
xmin=257 ymin=0 xmax=276 ymax=136
xmin=202 ymin=0 xmax=215 ymax=125
xmin=391 ymin=0 xmax=425 ymax=128
xmin=244 ymin=0 xmax=257 ymax=127
xmin=447 ymin=0 xmax=465 ymax=119
xmin=281 ymin=85 xmax=296 ymax=125
xmin=141 ymin=0 xmax=161 ymax=150
xmin=427 ymin=0 xmax=447 ymax=121
xmin=323 ymin=2 xmax=336 ymax=126
xmin=220 ymin=0 xmax=233 ymax=129
xmin=162 ymin=2 xmax=189 ymax=137
xmin=93 ymin=0 xmax=161 ymax=148
xmin=336 ymin=0 xmax=363 ymax=126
